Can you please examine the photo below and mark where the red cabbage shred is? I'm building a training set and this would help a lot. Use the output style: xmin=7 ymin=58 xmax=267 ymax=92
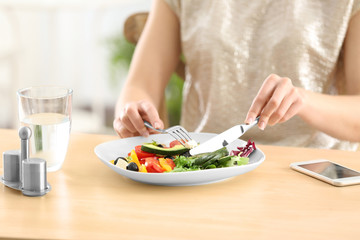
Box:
xmin=230 ymin=139 xmax=256 ymax=157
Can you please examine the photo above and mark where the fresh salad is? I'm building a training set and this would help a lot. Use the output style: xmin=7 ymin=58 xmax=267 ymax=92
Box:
xmin=110 ymin=139 xmax=256 ymax=173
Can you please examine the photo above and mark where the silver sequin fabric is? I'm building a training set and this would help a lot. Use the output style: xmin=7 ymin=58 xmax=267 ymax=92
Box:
xmin=164 ymin=0 xmax=360 ymax=150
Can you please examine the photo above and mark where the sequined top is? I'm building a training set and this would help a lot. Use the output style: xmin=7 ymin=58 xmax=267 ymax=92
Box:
xmin=164 ymin=0 xmax=360 ymax=150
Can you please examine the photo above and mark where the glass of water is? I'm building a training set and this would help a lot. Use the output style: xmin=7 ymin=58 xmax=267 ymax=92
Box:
xmin=17 ymin=86 xmax=73 ymax=172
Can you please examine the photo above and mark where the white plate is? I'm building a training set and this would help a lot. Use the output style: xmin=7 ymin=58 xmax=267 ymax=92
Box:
xmin=94 ymin=133 xmax=265 ymax=186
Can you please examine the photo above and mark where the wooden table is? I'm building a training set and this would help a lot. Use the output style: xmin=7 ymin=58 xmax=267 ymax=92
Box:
xmin=1 ymin=128 xmax=359 ymax=240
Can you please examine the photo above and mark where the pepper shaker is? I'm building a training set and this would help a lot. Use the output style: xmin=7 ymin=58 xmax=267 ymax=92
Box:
xmin=1 ymin=127 xmax=51 ymax=196
xmin=22 ymin=158 xmax=51 ymax=196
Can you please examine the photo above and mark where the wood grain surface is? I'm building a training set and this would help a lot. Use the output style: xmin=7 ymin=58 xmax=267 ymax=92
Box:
xmin=1 ymin=129 xmax=359 ymax=240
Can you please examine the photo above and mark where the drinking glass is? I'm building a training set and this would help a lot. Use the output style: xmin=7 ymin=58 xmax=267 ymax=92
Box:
xmin=17 ymin=86 xmax=73 ymax=172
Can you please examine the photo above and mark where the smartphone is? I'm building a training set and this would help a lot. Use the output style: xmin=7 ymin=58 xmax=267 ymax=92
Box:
xmin=290 ymin=159 xmax=360 ymax=186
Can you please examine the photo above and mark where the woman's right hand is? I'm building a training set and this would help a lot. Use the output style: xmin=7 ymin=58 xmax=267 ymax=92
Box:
xmin=113 ymin=100 xmax=164 ymax=138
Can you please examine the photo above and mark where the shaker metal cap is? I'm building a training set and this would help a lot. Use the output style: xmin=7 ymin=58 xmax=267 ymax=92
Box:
xmin=1 ymin=150 xmax=21 ymax=190
xmin=21 ymin=158 xmax=51 ymax=196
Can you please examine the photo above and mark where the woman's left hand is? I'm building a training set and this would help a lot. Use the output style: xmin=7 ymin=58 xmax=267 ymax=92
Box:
xmin=245 ymin=74 xmax=306 ymax=130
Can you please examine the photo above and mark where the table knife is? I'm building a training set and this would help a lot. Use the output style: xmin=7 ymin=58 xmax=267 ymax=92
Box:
xmin=189 ymin=117 xmax=260 ymax=155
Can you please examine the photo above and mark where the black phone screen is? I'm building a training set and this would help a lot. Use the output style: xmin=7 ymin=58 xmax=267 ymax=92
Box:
xmin=298 ymin=161 xmax=360 ymax=179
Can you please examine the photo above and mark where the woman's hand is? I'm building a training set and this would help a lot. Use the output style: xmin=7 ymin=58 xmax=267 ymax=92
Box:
xmin=245 ymin=74 xmax=306 ymax=130
xmin=113 ymin=0 xmax=181 ymax=138
xmin=113 ymin=100 xmax=164 ymax=138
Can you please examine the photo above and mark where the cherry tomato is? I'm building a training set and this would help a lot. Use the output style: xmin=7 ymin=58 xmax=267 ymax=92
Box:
xmin=144 ymin=157 xmax=164 ymax=173
xmin=139 ymin=156 xmax=157 ymax=165
xmin=134 ymin=145 xmax=156 ymax=159
xmin=169 ymin=140 xmax=182 ymax=148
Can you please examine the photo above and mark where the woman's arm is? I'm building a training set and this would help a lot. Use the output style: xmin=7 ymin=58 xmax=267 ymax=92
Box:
xmin=114 ymin=0 xmax=181 ymax=138
xmin=298 ymin=11 xmax=360 ymax=142
xmin=246 ymin=11 xmax=360 ymax=142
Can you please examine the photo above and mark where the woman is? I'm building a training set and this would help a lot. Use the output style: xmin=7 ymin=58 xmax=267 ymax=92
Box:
xmin=114 ymin=0 xmax=360 ymax=150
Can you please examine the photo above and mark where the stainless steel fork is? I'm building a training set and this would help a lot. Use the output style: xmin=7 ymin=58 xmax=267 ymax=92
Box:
xmin=144 ymin=121 xmax=194 ymax=146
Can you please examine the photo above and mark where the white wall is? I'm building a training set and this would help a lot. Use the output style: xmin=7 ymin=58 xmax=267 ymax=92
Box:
xmin=0 ymin=0 xmax=152 ymax=133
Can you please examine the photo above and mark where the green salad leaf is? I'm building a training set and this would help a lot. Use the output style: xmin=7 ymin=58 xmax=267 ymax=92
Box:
xmin=226 ymin=156 xmax=249 ymax=167
xmin=171 ymin=147 xmax=249 ymax=172
xmin=172 ymin=156 xmax=200 ymax=172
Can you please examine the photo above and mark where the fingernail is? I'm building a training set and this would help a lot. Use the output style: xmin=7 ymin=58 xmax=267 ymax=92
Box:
xmin=259 ymin=121 xmax=266 ymax=130
xmin=154 ymin=122 xmax=161 ymax=129
xmin=246 ymin=117 xmax=253 ymax=124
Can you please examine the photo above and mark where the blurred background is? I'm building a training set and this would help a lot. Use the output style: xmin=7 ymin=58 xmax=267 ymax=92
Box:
xmin=0 ymin=0 xmax=183 ymax=135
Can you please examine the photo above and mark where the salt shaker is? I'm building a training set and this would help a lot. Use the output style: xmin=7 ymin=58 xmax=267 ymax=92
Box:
xmin=1 ymin=150 xmax=21 ymax=190
xmin=1 ymin=126 xmax=51 ymax=196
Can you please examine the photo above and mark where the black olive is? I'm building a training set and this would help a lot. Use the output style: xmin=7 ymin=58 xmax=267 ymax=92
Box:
xmin=164 ymin=155 xmax=175 ymax=160
xmin=181 ymin=151 xmax=191 ymax=157
xmin=126 ymin=162 xmax=139 ymax=171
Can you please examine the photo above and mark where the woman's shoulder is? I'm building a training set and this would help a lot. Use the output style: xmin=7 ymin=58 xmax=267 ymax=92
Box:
xmin=163 ymin=0 xmax=181 ymax=18
xmin=352 ymin=0 xmax=360 ymax=17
